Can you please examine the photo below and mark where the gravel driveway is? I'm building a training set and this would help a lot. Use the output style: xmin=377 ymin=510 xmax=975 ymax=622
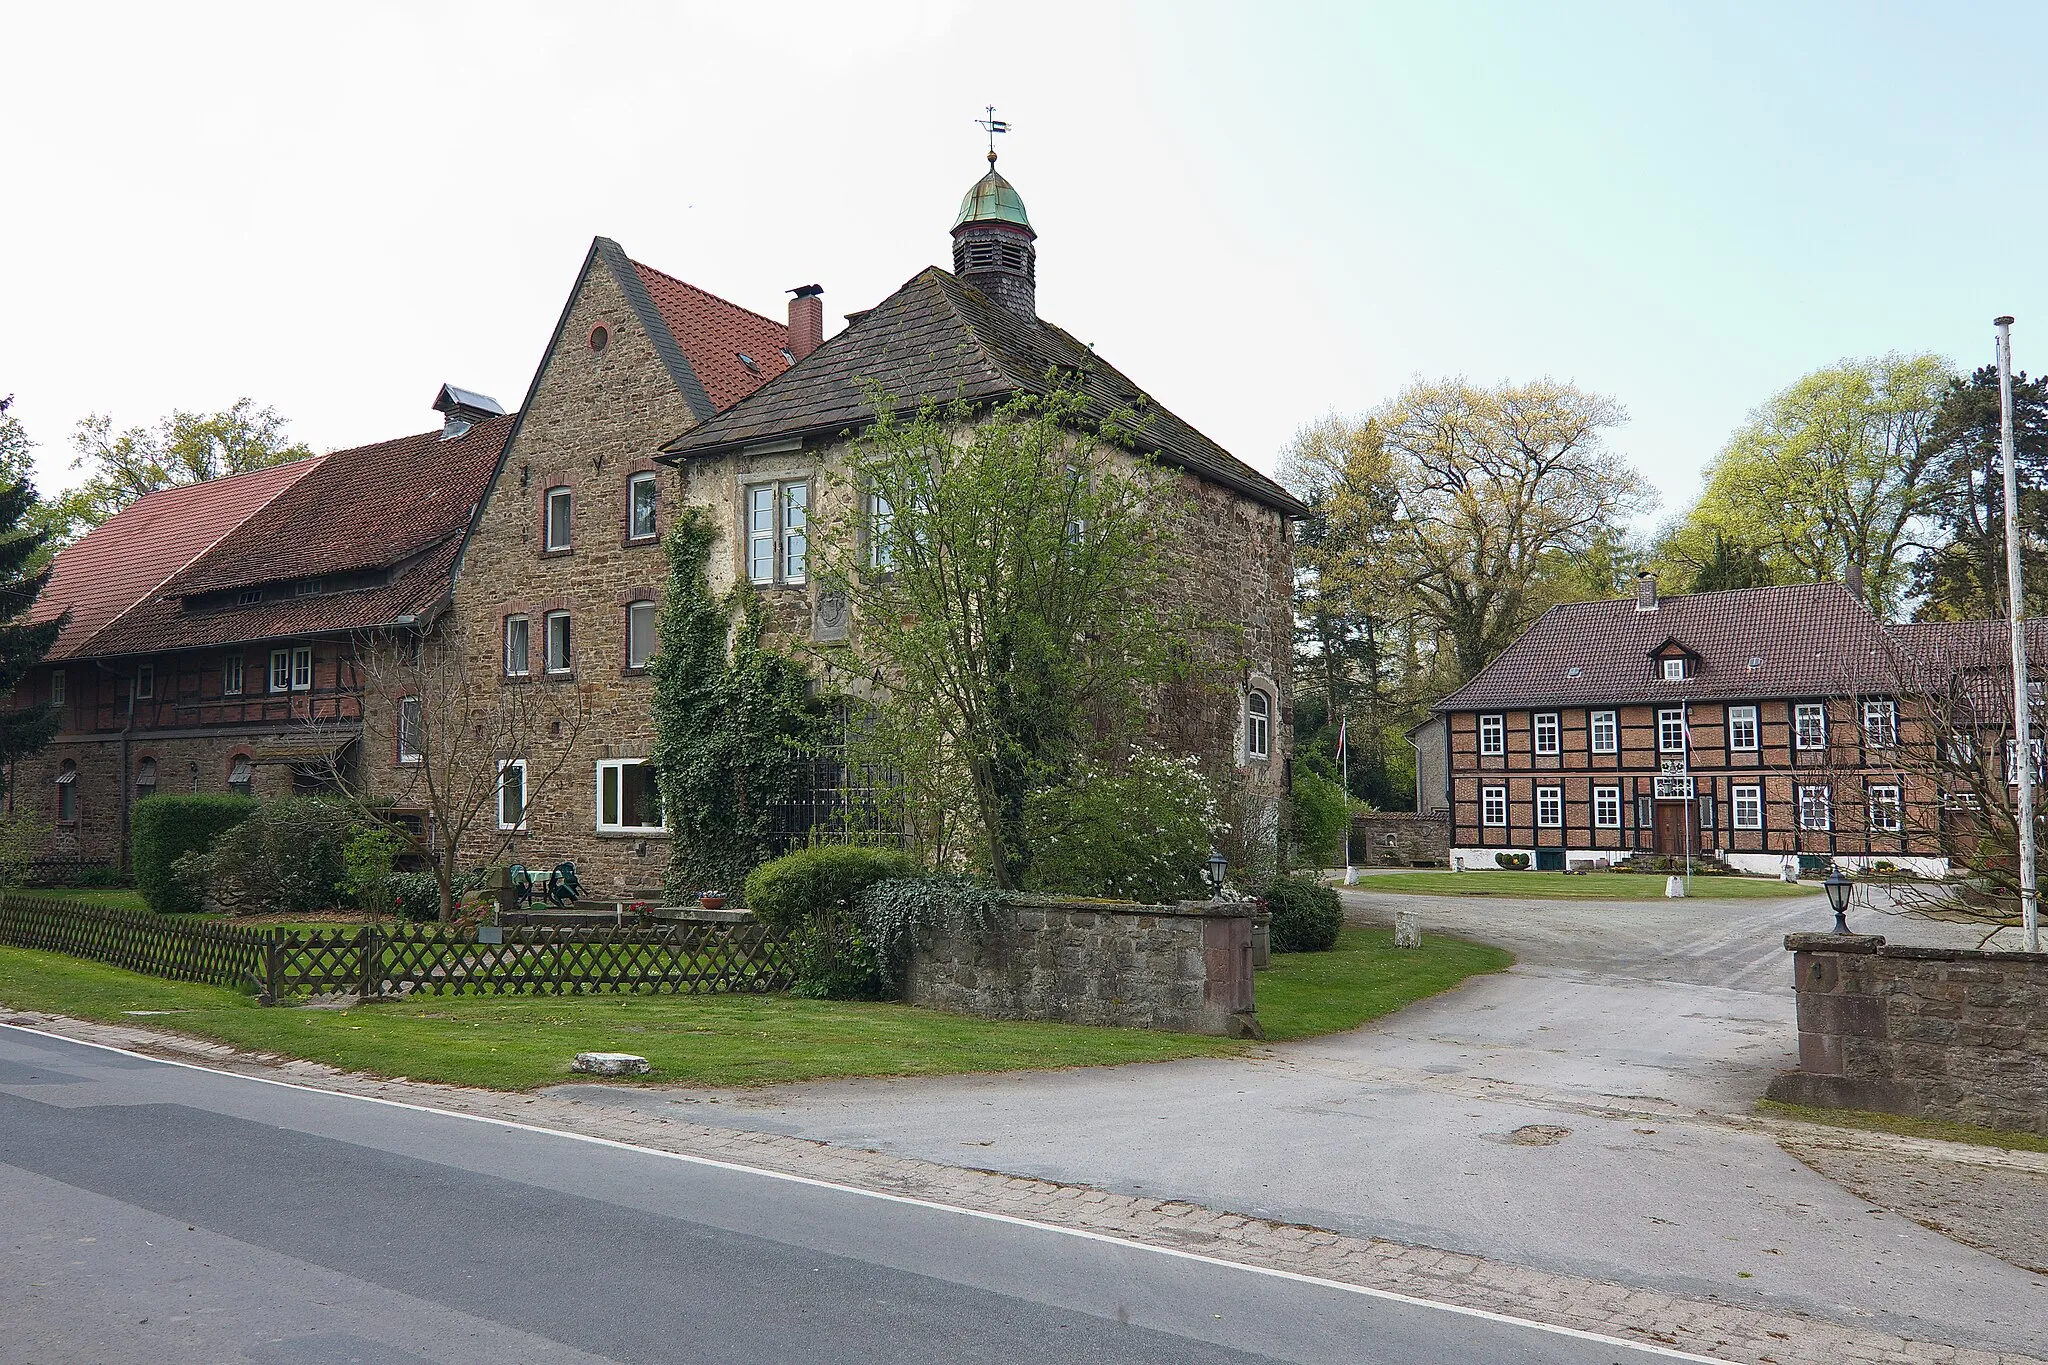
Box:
xmin=559 ymin=882 xmax=2048 ymax=1356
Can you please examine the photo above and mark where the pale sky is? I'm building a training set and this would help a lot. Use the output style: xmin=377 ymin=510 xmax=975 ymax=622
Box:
xmin=5 ymin=1 xmax=2045 ymax=522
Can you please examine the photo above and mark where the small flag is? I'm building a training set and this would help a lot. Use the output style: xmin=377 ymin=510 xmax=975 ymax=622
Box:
xmin=1335 ymin=717 xmax=1348 ymax=760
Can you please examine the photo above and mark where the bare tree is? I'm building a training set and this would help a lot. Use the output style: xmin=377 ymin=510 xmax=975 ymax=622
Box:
xmin=308 ymin=624 xmax=591 ymax=922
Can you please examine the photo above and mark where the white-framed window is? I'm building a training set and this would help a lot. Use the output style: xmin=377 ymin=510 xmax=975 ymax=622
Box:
xmin=1863 ymin=699 xmax=1897 ymax=748
xmin=1593 ymin=786 xmax=1621 ymax=828
xmin=1947 ymin=730 xmax=1976 ymax=766
xmin=1657 ymin=707 xmax=1687 ymax=754
xmin=291 ymin=646 xmax=313 ymax=691
xmin=545 ymin=486 xmax=573 ymax=551
xmin=397 ymin=696 xmax=423 ymax=765
xmin=1943 ymin=789 xmax=1981 ymax=811
xmin=1536 ymin=786 xmax=1562 ymax=828
xmin=1589 ymin=710 xmax=1617 ymax=754
xmin=868 ymin=490 xmax=895 ymax=572
xmin=626 ymin=600 xmax=657 ymax=670
xmin=2006 ymin=738 xmax=2045 ymax=785
xmin=627 ymin=472 xmax=659 ymax=542
xmin=496 ymin=758 xmax=527 ymax=832
xmin=1798 ymin=784 xmax=1832 ymax=831
xmin=1733 ymin=784 xmax=1762 ymax=830
xmin=1481 ymin=785 xmax=1507 ymax=827
xmin=55 ymin=759 xmax=77 ymax=821
xmin=49 ymin=669 xmax=65 ymax=707
xmin=222 ymin=654 xmax=243 ymax=696
xmin=1479 ymin=714 xmax=1505 ymax=756
xmin=504 ymin=616 xmax=530 ymax=677
xmin=1794 ymin=702 xmax=1827 ymax=750
xmin=1245 ymin=690 xmax=1272 ymax=761
xmin=596 ymin=758 xmax=664 ymax=834
xmin=1661 ymin=657 xmax=1685 ymax=681
xmin=269 ymin=649 xmax=292 ymax=693
xmin=545 ymin=611 xmax=572 ymax=674
xmin=1533 ymin=712 xmax=1560 ymax=756
xmin=1727 ymin=705 xmax=1758 ymax=751
xmin=743 ymin=479 xmax=811 ymax=585
xmin=134 ymin=663 xmax=154 ymax=700
xmin=1868 ymin=784 xmax=1902 ymax=833
xmin=227 ymin=756 xmax=253 ymax=798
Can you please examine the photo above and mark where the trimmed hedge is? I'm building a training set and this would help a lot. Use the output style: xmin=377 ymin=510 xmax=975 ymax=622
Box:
xmin=742 ymin=846 xmax=921 ymax=999
xmin=1264 ymin=875 xmax=1342 ymax=953
xmin=132 ymin=794 xmax=255 ymax=915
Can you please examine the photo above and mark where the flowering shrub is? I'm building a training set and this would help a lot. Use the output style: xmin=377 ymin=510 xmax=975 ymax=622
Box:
xmin=1022 ymin=749 xmax=1217 ymax=904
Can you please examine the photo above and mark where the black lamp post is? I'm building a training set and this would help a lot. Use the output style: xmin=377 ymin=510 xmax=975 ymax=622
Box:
xmin=1206 ymin=848 xmax=1228 ymax=898
xmin=1822 ymin=869 xmax=1853 ymax=934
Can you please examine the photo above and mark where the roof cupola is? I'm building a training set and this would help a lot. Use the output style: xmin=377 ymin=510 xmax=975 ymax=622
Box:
xmin=951 ymin=109 xmax=1036 ymax=318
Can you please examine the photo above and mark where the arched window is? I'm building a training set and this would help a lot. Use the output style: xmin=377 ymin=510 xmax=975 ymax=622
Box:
xmin=135 ymin=757 xmax=157 ymax=801
xmin=1245 ymin=690 xmax=1271 ymax=762
xmin=228 ymin=755 xmax=254 ymax=798
xmin=55 ymin=760 xmax=78 ymax=823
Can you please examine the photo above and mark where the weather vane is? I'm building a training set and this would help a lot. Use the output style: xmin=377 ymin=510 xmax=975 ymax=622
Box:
xmin=976 ymin=105 xmax=1010 ymax=164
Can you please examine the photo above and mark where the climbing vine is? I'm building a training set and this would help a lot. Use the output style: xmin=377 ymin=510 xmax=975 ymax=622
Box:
xmin=649 ymin=507 xmax=821 ymax=900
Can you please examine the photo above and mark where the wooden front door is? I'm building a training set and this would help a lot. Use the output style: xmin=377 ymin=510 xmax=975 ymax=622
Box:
xmin=1653 ymin=801 xmax=1691 ymax=857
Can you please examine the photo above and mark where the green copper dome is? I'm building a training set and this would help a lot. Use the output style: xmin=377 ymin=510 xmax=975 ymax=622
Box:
xmin=954 ymin=166 xmax=1032 ymax=231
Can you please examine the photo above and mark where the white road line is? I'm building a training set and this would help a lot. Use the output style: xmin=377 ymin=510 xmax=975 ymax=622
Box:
xmin=2 ymin=1020 xmax=1725 ymax=1363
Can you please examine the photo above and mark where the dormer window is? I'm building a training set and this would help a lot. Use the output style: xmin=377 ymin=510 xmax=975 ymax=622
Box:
xmin=294 ymin=578 xmax=324 ymax=597
xmin=237 ymin=588 xmax=262 ymax=606
xmin=1662 ymin=658 xmax=1685 ymax=681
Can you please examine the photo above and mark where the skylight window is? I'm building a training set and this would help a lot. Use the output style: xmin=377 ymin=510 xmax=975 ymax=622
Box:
xmin=737 ymin=352 xmax=760 ymax=373
xmin=779 ymin=348 xmax=795 ymax=365
xmin=1566 ymin=666 xmax=1583 ymax=678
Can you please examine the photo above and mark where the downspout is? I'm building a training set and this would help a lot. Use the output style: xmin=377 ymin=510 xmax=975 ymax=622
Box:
xmin=93 ymin=660 xmax=136 ymax=874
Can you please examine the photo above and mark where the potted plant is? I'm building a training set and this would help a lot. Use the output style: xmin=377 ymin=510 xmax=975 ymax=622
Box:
xmin=698 ymin=890 xmax=727 ymax=911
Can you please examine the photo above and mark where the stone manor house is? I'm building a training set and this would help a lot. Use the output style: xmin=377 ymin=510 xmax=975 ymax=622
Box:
xmin=7 ymin=155 xmax=1303 ymax=896
xmin=1412 ymin=574 xmax=2044 ymax=879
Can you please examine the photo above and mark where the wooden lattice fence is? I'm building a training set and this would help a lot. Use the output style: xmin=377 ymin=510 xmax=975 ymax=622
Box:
xmin=0 ymin=894 xmax=795 ymax=1004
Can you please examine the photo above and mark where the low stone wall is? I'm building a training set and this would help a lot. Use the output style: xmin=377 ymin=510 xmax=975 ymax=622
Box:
xmin=1349 ymin=812 xmax=1449 ymax=867
xmin=1767 ymin=932 xmax=2048 ymax=1135
xmin=902 ymin=896 xmax=1257 ymax=1037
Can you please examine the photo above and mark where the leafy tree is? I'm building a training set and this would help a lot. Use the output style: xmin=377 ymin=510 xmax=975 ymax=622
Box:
xmin=61 ymin=398 xmax=314 ymax=530
xmin=0 ymin=395 xmax=73 ymax=568
xmin=1376 ymin=377 xmax=1650 ymax=683
xmin=0 ymin=395 xmax=66 ymax=768
xmin=1666 ymin=354 xmax=1953 ymax=616
xmin=1688 ymin=531 xmax=1778 ymax=593
xmin=1911 ymin=364 xmax=2048 ymax=621
xmin=816 ymin=388 xmax=1196 ymax=889
xmin=650 ymin=508 xmax=820 ymax=900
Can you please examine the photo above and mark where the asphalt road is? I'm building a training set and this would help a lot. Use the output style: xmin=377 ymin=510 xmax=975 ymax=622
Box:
xmin=569 ymin=889 xmax=2048 ymax=1358
xmin=0 ymin=1026 xmax=1693 ymax=1365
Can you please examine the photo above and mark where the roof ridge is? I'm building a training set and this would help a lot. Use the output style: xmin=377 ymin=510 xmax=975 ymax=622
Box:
xmin=121 ymin=450 xmax=327 ymax=507
xmin=68 ymin=455 xmax=326 ymax=656
xmin=629 ymin=256 xmax=791 ymax=338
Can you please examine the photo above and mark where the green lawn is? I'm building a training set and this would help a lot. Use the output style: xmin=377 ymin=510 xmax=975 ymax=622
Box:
xmin=4 ymin=887 xmax=148 ymax=912
xmin=1351 ymin=870 xmax=1818 ymax=901
xmin=0 ymin=928 xmax=1507 ymax=1090
xmin=1758 ymin=1099 xmax=2048 ymax=1155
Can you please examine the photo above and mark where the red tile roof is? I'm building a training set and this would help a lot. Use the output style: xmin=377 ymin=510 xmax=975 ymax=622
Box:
xmin=164 ymin=414 xmax=512 ymax=597
xmin=36 ymin=458 xmax=325 ymax=660
xmin=631 ymin=260 xmax=791 ymax=411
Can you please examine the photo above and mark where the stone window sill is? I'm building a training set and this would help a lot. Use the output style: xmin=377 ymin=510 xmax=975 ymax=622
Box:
xmin=594 ymin=829 xmax=670 ymax=841
xmin=541 ymin=547 xmax=574 ymax=560
xmin=619 ymin=666 xmax=648 ymax=679
xmin=622 ymin=535 xmax=659 ymax=550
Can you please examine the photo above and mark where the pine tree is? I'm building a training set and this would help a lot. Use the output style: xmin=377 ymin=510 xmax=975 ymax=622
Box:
xmin=0 ymin=395 xmax=65 ymax=765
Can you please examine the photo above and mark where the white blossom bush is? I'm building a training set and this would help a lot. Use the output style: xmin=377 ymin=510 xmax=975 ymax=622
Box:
xmin=1021 ymin=748 xmax=1217 ymax=904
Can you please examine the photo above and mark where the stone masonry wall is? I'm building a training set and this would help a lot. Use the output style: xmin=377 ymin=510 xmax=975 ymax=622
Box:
xmin=427 ymin=259 xmax=702 ymax=896
xmin=1768 ymin=932 xmax=2048 ymax=1134
xmin=902 ymin=896 xmax=1257 ymax=1036
xmin=1348 ymin=812 xmax=1450 ymax=867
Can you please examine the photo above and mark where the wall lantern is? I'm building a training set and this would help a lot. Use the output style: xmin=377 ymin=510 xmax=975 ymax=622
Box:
xmin=1822 ymin=869 xmax=1853 ymax=934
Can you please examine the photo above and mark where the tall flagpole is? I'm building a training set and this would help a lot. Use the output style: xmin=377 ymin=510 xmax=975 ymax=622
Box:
xmin=1995 ymin=316 xmax=2040 ymax=952
xmin=1341 ymin=715 xmax=1356 ymax=885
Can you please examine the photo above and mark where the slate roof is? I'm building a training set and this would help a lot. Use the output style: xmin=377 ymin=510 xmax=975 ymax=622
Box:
xmin=660 ymin=267 xmax=1307 ymax=517
xmin=1434 ymin=583 xmax=1901 ymax=711
xmin=35 ymin=458 xmax=325 ymax=660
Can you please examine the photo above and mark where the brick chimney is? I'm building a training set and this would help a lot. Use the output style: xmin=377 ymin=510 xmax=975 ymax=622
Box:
xmin=786 ymin=285 xmax=823 ymax=362
xmin=1635 ymin=570 xmax=1658 ymax=612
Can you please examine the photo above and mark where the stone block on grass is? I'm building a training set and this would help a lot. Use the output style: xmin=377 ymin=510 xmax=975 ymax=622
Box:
xmin=572 ymin=1052 xmax=651 ymax=1077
